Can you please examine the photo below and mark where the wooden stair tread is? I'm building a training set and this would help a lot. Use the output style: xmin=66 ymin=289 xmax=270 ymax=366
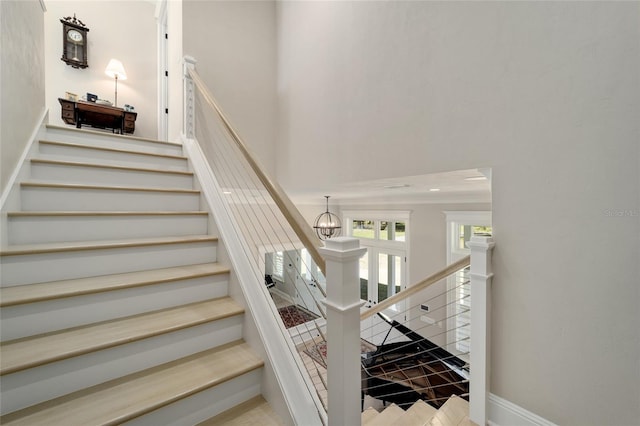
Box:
xmin=367 ymin=403 xmax=405 ymax=426
xmin=391 ymin=400 xmax=438 ymax=426
xmin=196 ymin=395 xmax=285 ymax=425
xmin=0 ymin=297 xmax=243 ymax=375
xmin=0 ymin=263 xmax=229 ymax=307
xmin=20 ymin=181 xmax=200 ymax=194
xmin=0 ymin=234 xmax=218 ymax=257
xmin=39 ymin=139 xmax=187 ymax=160
xmin=31 ymin=158 xmax=194 ymax=176
xmin=361 ymin=407 xmax=379 ymax=424
xmin=0 ymin=341 xmax=263 ymax=426
xmin=428 ymin=396 xmax=470 ymax=426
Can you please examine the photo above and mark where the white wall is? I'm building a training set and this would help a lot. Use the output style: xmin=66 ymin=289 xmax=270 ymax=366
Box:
xmin=44 ymin=1 xmax=157 ymax=139
xmin=277 ymin=2 xmax=640 ymax=425
xmin=182 ymin=0 xmax=277 ymax=174
xmin=0 ymin=0 xmax=46 ymax=194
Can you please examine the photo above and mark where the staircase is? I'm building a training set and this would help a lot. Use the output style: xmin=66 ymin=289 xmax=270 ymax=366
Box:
xmin=362 ymin=396 xmax=476 ymax=426
xmin=0 ymin=126 xmax=283 ymax=425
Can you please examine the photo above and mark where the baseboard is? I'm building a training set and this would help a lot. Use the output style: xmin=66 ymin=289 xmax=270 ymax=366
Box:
xmin=0 ymin=108 xmax=48 ymax=210
xmin=269 ymin=287 xmax=293 ymax=305
xmin=489 ymin=393 xmax=557 ymax=426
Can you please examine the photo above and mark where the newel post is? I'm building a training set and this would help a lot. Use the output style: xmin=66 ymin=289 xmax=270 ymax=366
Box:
xmin=319 ymin=237 xmax=367 ymax=426
xmin=183 ymin=55 xmax=197 ymax=139
xmin=468 ymin=235 xmax=495 ymax=425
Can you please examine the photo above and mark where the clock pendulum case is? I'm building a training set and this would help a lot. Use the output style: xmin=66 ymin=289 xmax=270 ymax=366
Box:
xmin=60 ymin=14 xmax=89 ymax=69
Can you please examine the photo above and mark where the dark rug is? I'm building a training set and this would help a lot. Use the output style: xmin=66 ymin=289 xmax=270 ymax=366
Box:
xmin=278 ymin=305 xmax=319 ymax=329
xmin=304 ymin=339 xmax=377 ymax=368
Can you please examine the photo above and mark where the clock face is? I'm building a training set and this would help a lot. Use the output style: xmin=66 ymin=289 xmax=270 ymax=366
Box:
xmin=67 ymin=29 xmax=83 ymax=43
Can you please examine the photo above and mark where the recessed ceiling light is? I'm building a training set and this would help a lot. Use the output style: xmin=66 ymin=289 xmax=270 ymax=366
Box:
xmin=223 ymin=191 xmax=232 ymax=195
xmin=383 ymin=184 xmax=410 ymax=189
xmin=429 ymin=188 xmax=441 ymax=192
xmin=465 ymin=176 xmax=487 ymax=181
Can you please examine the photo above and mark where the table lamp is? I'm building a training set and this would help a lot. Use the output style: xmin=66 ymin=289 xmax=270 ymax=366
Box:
xmin=105 ymin=59 xmax=127 ymax=107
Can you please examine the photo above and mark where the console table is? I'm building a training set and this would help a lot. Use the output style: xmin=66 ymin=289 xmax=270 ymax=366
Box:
xmin=59 ymin=98 xmax=137 ymax=134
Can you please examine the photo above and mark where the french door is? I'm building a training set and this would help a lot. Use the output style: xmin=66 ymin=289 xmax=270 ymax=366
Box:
xmin=343 ymin=211 xmax=411 ymax=345
xmin=359 ymin=246 xmax=408 ymax=345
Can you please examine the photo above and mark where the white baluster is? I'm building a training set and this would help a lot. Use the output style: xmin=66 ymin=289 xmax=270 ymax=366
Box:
xmin=183 ymin=56 xmax=197 ymax=139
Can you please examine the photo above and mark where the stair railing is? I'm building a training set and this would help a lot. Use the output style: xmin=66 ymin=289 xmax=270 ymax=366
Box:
xmin=182 ymin=57 xmax=328 ymax=424
xmin=358 ymin=236 xmax=494 ymax=425
xmin=182 ymin=56 xmax=494 ymax=425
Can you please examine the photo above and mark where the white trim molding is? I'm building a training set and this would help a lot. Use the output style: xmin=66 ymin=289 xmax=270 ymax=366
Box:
xmin=0 ymin=108 xmax=48 ymax=210
xmin=489 ymin=393 xmax=558 ymax=426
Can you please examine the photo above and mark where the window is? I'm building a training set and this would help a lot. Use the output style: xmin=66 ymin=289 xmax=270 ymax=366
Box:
xmin=343 ymin=210 xmax=410 ymax=306
xmin=444 ymin=211 xmax=492 ymax=356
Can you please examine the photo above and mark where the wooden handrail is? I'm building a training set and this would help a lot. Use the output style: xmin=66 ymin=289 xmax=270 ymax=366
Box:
xmin=360 ymin=255 xmax=470 ymax=320
xmin=187 ymin=68 xmax=327 ymax=275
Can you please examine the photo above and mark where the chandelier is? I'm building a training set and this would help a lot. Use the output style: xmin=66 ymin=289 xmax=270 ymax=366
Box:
xmin=313 ymin=196 xmax=341 ymax=240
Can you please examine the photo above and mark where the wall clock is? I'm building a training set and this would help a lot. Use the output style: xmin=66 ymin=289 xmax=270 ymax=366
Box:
xmin=60 ymin=14 xmax=89 ymax=69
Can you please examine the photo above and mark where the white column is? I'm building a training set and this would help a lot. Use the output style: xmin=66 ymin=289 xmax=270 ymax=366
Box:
xmin=468 ymin=235 xmax=495 ymax=425
xmin=319 ymin=237 xmax=367 ymax=426
xmin=183 ymin=55 xmax=197 ymax=139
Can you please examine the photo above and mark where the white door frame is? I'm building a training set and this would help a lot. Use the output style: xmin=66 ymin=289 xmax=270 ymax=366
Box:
xmin=155 ymin=0 xmax=169 ymax=141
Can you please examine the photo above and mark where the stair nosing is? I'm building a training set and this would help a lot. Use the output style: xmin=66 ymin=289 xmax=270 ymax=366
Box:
xmin=31 ymin=158 xmax=194 ymax=176
xmin=0 ymin=263 xmax=229 ymax=307
xmin=39 ymin=139 xmax=187 ymax=161
xmin=45 ymin=124 xmax=183 ymax=147
xmin=0 ymin=341 xmax=263 ymax=426
xmin=20 ymin=181 xmax=200 ymax=194
xmin=0 ymin=235 xmax=218 ymax=257
xmin=0 ymin=297 xmax=244 ymax=375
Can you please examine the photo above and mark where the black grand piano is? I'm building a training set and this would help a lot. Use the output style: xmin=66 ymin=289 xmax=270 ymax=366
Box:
xmin=361 ymin=313 xmax=469 ymax=409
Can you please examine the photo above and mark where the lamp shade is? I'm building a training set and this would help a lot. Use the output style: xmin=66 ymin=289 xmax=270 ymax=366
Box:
xmin=105 ymin=59 xmax=127 ymax=80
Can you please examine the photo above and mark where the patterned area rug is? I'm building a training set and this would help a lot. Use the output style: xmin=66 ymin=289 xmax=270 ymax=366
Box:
xmin=278 ymin=305 xmax=319 ymax=329
xmin=304 ymin=339 xmax=377 ymax=368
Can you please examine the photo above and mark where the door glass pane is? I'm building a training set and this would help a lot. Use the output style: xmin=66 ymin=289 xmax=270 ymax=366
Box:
xmin=352 ymin=220 xmax=375 ymax=239
xmin=360 ymin=253 xmax=369 ymax=300
xmin=378 ymin=253 xmax=402 ymax=302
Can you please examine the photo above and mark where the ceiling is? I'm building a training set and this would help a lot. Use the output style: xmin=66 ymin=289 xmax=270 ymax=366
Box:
xmin=289 ymin=168 xmax=492 ymax=206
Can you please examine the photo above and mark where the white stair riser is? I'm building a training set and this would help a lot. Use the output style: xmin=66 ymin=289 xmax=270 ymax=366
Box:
xmin=7 ymin=214 xmax=209 ymax=245
xmin=39 ymin=142 xmax=188 ymax=171
xmin=44 ymin=128 xmax=184 ymax=157
xmin=45 ymin=129 xmax=182 ymax=155
xmin=1 ymin=275 xmax=229 ymax=340
xmin=0 ymin=317 xmax=244 ymax=415
xmin=123 ymin=369 xmax=262 ymax=426
xmin=20 ymin=186 xmax=201 ymax=212
xmin=31 ymin=161 xmax=194 ymax=189
xmin=1 ymin=242 xmax=217 ymax=287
